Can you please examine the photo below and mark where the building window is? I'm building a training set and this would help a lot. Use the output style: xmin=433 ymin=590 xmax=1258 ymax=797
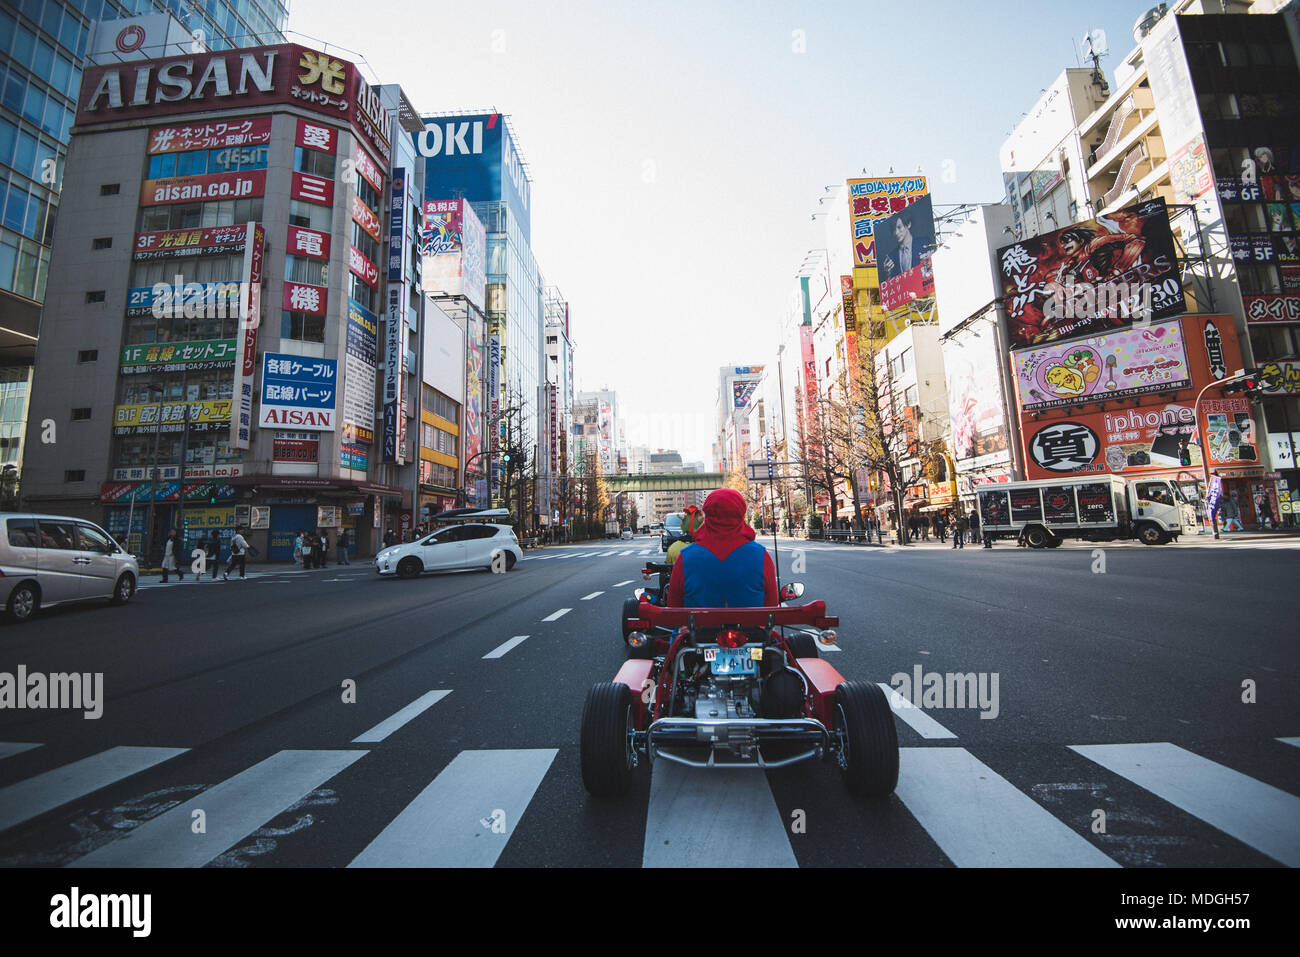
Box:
xmin=284 ymin=255 xmax=328 ymax=286
xmin=64 ymin=470 xmax=85 ymax=482
xmin=289 ymin=199 xmax=331 ymax=231
xmin=421 ymin=384 xmax=459 ymax=422
xmin=100 ymin=183 xmax=119 ymax=196
xmin=92 ymin=236 xmax=111 ymax=250
xmin=348 ymin=273 xmax=376 ymax=313
xmin=293 ymin=146 xmax=336 ymax=179
xmin=281 ymin=311 xmax=325 ymax=344
xmin=85 ymin=290 xmax=105 ymax=303
xmin=77 ymin=350 xmax=98 ymax=363
xmin=70 ymin=407 xmax=91 ymax=420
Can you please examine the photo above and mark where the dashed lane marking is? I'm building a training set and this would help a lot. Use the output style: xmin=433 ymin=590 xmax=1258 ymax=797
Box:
xmin=581 ymin=591 xmax=604 ymax=600
xmin=352 ymin=690 xmax=452 ymax=744
xmin=542 ymin=608 xmax=571 ymax=622
xmin=0 ymin=743 xmax=41 ymax=761
xmin=483 ymin=636 xmax=529 ymax=659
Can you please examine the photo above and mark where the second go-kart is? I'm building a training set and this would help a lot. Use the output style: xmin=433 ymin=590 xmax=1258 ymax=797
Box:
xmin=582 ymin=595 xmax=899 ymax=797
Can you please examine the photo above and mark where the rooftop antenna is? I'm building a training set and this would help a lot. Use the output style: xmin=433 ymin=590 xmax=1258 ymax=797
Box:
xmin=1081 ymin=28 xmax=1110 ymax=94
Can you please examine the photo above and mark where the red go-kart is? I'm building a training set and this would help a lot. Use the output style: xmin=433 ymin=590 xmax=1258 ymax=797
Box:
xmin=581 ymin=598 xmax=899 ymax=797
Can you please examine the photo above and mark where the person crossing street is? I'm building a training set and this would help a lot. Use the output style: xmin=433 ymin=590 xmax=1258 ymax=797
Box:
xmin=223 ymin=526 xmax=249 ymax=580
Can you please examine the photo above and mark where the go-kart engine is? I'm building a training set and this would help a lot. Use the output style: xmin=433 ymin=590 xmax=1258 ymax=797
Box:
xmin=690 ymin=680 xmax=755 ymax=721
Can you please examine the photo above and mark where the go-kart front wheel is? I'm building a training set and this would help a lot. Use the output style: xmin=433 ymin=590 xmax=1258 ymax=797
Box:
xmin=580 ymin=682 xmax=637 ymax=796
xmin=834 ymin=681 xmax=899 ymax=797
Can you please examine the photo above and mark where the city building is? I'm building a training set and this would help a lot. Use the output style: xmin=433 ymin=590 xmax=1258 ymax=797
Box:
xmin=20 ymin=41 xmax=401 ymax=560
xmin=414 ymin=111 xmax=543 ymax=523
xmin=0 ymin=0 xmax=287 ymax=506
xmin=576 ymin=387 xmax=619 ymax=475
xmin=541 ymin=284 xmax=573 ymax=527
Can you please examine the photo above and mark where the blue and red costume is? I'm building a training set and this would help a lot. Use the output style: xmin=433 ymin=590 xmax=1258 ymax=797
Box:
xmin=666 ymin=488 xmax=778 ymax=608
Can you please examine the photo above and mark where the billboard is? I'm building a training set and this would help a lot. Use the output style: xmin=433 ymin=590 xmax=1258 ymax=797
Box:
xmin=388 ymin=167 xmax=407 ymax=282
xmin=1202 ymin=398 xmax=1260 ymax=467
xmin=134 ymin=225 xmax=249 ymax=261
xmin=421 ymin=199 xmax=486 ymax=313
xmin=383 ymin=284 xmax=407 ymax=464
xmin=1013 ymin=320 xmax=1192 ymax=411
xmin=147 ymin=117 xmax=272 ymax=154
xmin=113 ymin=400 xmax=232 ymax=434
xmin=875 ymin=194 xmax=937 ymax=311
xmin=846 ymin=176 xmax=928 ymax=269
xmin=258 ymin=353 xmax=337 ymax=431
xmin=732 ymin=379 xmax=759 ymax=409
xmin=944 ymin=328 xmax=1010 ymax=467
xmin=414 ymin=113 xmax=531 ymax=242
xmin=139 ymin=170 xmax=264 ymax=206
xmin=230 ymin=222 xmax=263 ymax=449
xmin=343 ymin=299 xmax=378 ymax=447
xmin=464 ymin=312 xmax=485 ymax=471
xmin=998 ymin=198 xmax=1185 ymax=348
xmin=121 ymin=339 xmax=236 ymax=373
xmin=77 ymin=43 xmax=389 ymax=165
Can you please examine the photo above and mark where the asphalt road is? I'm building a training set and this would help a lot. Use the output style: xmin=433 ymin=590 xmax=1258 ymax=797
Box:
xmin=0 ymin=534 xmax=1297 ymax=868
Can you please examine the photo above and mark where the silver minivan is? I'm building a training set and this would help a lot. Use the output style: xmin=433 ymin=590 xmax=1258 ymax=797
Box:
xmin=0 ymin=513 xmax=139 ymax=622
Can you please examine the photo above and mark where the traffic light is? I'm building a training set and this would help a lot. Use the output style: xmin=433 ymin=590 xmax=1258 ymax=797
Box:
xmin=1221 ymin=369 xmax=1265 ymax=403
xmin=515 ymin=448 xmax=527 ymax=469
xmin=501 ymin=450 xmax=511 ymax=463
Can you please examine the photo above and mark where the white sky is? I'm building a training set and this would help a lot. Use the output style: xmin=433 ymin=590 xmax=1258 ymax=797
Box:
xmin=290 ymin=0 xmax=1149 ymax=462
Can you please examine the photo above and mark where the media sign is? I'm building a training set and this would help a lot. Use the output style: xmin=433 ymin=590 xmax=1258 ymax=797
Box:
xmin=414 ymin=113 xmax=531 ymax=242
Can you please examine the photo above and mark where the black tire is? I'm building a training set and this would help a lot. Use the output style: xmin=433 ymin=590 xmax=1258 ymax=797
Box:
xmin=6 ymin=581 xmax=40 ymax=622
xmin=108 ymin=572 xmax=135 ymax=606
xmin=834 ymin=681 xmax=899 ymax=797
xmin=580 ymin=682 xmax=636 ymax=796
xmin=621 ymin=597 xmax=640 ymax=638
xmin=1045 ymin=534 xmax=1063 ymax=548
xmin=1024 ymin=525 xmax=1049 ymax=549
xmin=396 ymin=556 xmax=422 ymax=579
xmin=504 ymin=552 xmax=517 ymax=570
xmin=1138 ymin=523 xmax=1167 ymax=546
xmin=787 ymin=632 xmax=820 ymax=659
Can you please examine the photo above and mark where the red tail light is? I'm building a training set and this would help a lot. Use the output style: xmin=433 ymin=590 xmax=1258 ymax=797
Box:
xmin=718 ymin=629 xmax=744 ymax=649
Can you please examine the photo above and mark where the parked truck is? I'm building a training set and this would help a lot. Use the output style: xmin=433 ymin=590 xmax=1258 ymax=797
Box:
xmin=977 ymin=475 xmax=1196 ymax=547
xmin=605 ymin=519 xmax=620 ymax=538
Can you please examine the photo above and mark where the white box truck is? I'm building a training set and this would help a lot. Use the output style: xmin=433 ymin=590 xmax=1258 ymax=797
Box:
xmin=977 ymin=475 xmax=1196 ymax=547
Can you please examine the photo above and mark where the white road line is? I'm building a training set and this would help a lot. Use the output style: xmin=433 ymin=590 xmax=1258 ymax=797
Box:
xmin=1278 ymin=737 xmax=1300 ymax=748
xmin=0 ymin=746 xmax=188 ymax=834
xmin=70 ymin=749 xmax=367 ymax=868
xmin=483 ymin=636 xmax=529 ymax=659
xmin=348 ymin=749 xmax=557 ymax=867
xmin=639 ymin=550 xmax=653 ymax=555
xmin=877 ymin=683 xmax=958 ymax=740
xmin=1070 ymin=742 xmax=1300 ymax=867
xmin=643 ymin=762 xmax=796 ymax=868
xmin=580 ymin=591 xmax=604 ymax=600
xmin=352 ymin=690 xmax=452 ymax=743
xmin=542 ymin=608 xmax=571 ymax=622
xmin=613 ymin=580 xmax=634 ymax=587
xmin=618 ymin=550 xmax=634 ymax=556
xmin=0 ymin=742 xmax=41 ymax=761
xmin=896 ymin=747 xmax=1117 ymax=868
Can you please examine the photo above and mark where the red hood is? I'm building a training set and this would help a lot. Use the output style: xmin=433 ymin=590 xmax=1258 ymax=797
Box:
xmin=693 ymin=488 xmax=756 ymax=561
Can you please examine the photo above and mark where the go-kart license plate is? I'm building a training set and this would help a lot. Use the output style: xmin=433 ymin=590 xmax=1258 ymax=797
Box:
xmin=705 ymin=648 xmax=757 ymax=676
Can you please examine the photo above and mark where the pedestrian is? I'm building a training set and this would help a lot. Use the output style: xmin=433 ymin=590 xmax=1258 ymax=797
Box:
xmin=319 ymin=529 xmax=330 ymax=565
xmin=160 ymin=527 xmax=183 ymax=583
xmin=383 ymin=527 xmax=397 ymax=548
xmin=224 ymin=525 xmax=249 ymax=580
xmin=1258 ymin=495 xmax=1275 ymax=530
xmin=954 ymin=511 xmax=967 ymax=548
xmin=293 ymin=529 xmax=305 ymax=567
xmin=908 ymin=514 xmax=919 ymax=541
xmin=969 ymin=507 xmax=980 ymax=544
xmin=207 ymin=529 xmax=221 ymax=579
xmin=336 ymin=528 xmax=350 ymax=565
xmin=936 ymin=512 xmax=947 ymax=543
xmin=921 ymin=514 xmax=930 ymax=541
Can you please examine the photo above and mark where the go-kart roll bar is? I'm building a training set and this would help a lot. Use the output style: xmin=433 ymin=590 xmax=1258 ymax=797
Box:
xmin=632 ymin=600 xmax=838 ymax=631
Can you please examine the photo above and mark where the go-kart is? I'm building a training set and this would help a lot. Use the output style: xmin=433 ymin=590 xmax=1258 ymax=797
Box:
xmin=582 ymin=595 xmax=900 ymax=797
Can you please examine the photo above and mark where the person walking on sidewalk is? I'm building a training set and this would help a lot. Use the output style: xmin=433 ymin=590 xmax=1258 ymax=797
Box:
xmin=953 ymin=511 xmax=967 ymax=548
xmin=969 ymin=507 xmax=980 ymax=544
xmin=160 ymin=528 xmax=184 ymax=583
xmin=206 ymin=529 xmax=221 ymax=579
xmin=336 ymin=528 xmax=351 ymax=565
xmin=224 ymin=526 xmax=249 ymax=580
xmin=293 ymin=529 xmax=305 ymax=567
xmin=936 ymin=511 xmax=947 ymax=543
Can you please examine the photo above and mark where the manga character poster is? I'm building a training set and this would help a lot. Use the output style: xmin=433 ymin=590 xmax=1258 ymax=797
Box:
xmin=997 ymin=198 xmax=1185 ymax=349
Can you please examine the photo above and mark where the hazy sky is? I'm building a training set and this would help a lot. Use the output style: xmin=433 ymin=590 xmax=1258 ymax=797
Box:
xmin=292 ymin=0 xmax=1152 ymax=462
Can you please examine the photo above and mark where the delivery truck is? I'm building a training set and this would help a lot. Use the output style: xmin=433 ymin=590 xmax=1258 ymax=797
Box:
xmin=977 ymin=475 xmax=1196 ymax=547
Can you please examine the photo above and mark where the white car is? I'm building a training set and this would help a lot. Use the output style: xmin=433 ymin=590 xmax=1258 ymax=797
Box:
xmin=375 ymin=517 xmax=522 ymax=579
xmin=620 ymin=528 xmax=633 ymax=540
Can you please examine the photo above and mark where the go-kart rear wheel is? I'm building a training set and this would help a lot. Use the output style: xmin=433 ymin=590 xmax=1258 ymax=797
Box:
xmin=580 ymin=682 xmax=636 ymax=796
xmin=786 ymin=632 xmax=820 ymax=659
xmin=834 ymin=681 xmax=899 ymax=797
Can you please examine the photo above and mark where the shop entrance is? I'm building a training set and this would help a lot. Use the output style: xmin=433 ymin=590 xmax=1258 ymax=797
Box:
xmin=270 ymin=505 xmax=317 ymax=561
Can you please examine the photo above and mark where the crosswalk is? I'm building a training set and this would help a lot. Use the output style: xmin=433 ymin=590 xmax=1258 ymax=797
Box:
xmin=1 ymin=729 xmax=1295 ymax=868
